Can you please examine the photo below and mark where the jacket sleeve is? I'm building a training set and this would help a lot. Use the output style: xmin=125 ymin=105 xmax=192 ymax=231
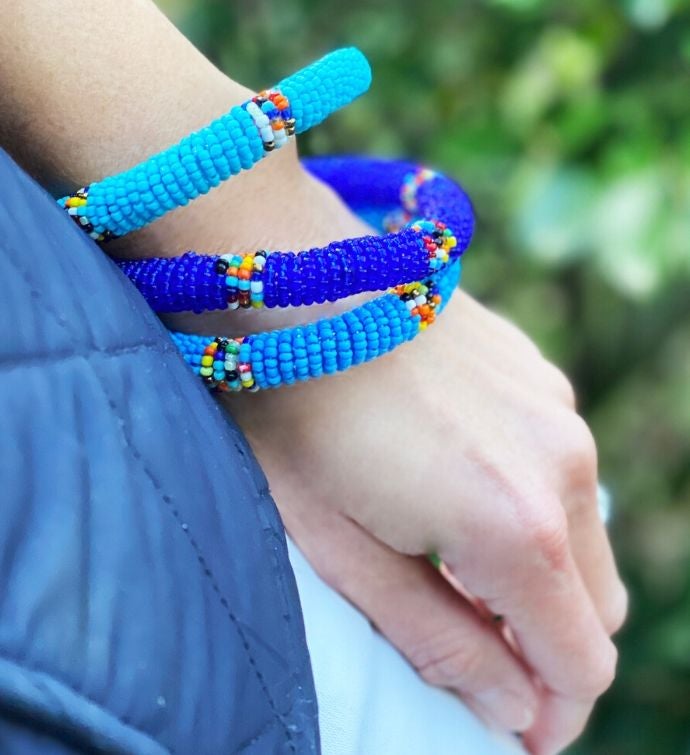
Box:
xmin=0 ymin=149 xmax=319 ymax=755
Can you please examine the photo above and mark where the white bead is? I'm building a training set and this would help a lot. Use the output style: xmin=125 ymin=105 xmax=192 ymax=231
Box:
xmin=245 ymin=101 xmax=263 ymax=123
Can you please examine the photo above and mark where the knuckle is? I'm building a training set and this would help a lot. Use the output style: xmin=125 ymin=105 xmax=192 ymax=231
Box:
xmin=578 ymin=641 xmax=618 ymax=698
xmin=558 ymin=415 xmax=599 ymax=488
xmin=511 ymin=497 xmax=570 ymax=570
xmin=409 ymin=630 xmax=484 ymax=689
xmin=528 ymin=509 xmax=571 ymax=570
xmin=603 ymin=582 xmax=629 ymax=635
xmin=544 ymin=362 xmax=577 ymax=408
xmin=486 ymin=481 xmax=571 ymax=571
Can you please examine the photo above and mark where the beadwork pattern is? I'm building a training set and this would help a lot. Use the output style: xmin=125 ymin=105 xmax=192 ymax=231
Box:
xmin=244 ymin=90 xmax=295 ymax=152
xmin=115 ymin=159 xmax=473 ymax=313
xmin=57 ymin=48 xmax=371 ymax=242
xmin=171 ymin=259 xmax=461 ymax=393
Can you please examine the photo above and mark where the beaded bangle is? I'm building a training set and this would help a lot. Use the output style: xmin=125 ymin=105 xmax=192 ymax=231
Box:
xmin=114 ymin=160 xmax=474 ymax=313
xmin=166 ymin=156 xmax=471 ymax=393
xmin=57 ymin=48 xmax=371 ymax=242
xmin=171 ymin=258 xmax=461 ymax=393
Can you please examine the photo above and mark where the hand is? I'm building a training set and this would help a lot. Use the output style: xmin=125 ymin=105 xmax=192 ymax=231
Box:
xmin=226 ymin=171 xmax=627 ymax=755
xmin=123 ymin=142 xmax=625 ymax=755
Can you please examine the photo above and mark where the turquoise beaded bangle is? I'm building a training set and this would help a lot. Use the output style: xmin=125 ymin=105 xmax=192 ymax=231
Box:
xmin=172 ymin=259 xmax=461 ymax=393
xmin=57 ymin=48 xmax=371 ymax=242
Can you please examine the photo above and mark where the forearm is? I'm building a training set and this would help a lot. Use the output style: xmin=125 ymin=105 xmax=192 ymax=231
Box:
xmin=0 ymin=0 xmax=244 ymax=191
xmin=0 ymin=0 xmax=370 ymax=336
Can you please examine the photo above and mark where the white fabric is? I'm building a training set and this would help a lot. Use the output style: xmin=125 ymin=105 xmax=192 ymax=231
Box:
xmin=289 ymin=540 xmax=525 ymax=755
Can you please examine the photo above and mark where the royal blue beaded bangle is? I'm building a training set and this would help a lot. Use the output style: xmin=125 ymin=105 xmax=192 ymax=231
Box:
xmin=57 ymin=48 xmax=371 ymax=242
xmin=114 ymin=159 xmax=474 ymax=313
xmin=171 ymin=259 xmax=461 ymax=393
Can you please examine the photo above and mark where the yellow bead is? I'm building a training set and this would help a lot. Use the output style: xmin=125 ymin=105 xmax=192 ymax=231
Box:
xmin=419 ymin=321 xmax=428 ymax=331
xmin=201 ymin=355 xmax=213 ymax=366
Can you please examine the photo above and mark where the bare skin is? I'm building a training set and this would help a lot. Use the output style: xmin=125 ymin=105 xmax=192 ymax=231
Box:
xmin=0 ymin=3 xmax=627 ymax=752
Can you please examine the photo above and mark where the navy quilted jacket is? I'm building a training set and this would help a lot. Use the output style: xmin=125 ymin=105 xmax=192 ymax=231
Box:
xmin=0 ymin=150 xmax=319 ymax=754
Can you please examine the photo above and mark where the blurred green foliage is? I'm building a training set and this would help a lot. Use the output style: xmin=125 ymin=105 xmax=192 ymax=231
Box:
xmin=161 ymin=0 xmax=690 ymax=751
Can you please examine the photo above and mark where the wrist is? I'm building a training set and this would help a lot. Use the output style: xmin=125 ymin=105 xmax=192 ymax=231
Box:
xmin=113 ymin=144 xmax=378 ymax=338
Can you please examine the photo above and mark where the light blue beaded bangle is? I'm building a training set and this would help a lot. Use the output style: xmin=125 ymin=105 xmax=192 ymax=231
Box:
xmin=57 ymin=48 xmax=371 ymax=242
xmin=171 ymin=259 xmax=460 ymax=393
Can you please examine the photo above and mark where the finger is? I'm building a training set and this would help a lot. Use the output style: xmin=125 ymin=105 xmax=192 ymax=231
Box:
xmin=286 ymin=505 xmax=539 ymax=733
xmin=552 ymin=416 xmax=628 ymax=635
xmin=523 ymin=691 xmax=594 ymax=755
xmin=438 ymin=489 xmax=618 ymax=711
xmin=564 ymin=487 xmax=628 ymax=635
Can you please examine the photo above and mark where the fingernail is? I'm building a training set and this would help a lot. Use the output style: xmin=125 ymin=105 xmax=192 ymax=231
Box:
xmin=472 ymin=688 xmax=536 ymax=732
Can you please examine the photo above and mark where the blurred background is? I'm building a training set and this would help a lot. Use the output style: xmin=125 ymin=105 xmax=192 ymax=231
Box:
xmin=161 ymin=1 xmax=689 ymax=752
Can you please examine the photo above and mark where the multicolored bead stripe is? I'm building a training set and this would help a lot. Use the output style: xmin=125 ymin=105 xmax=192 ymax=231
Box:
xmin=115 ymin=160 xmax=473 ymax=313
xmin=171 ymin=259 xmax=460 ymax=393
xmin=244 ymin=90 xmax=295 ymax=152
xmin=57 ymin=48 xmax=371 ymax=242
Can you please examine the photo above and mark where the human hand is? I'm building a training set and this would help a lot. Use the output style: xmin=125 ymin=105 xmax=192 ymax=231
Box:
xmin=226 ymin=177 xmax=627 ymax=755
xmin=120 ymin=138 xmax=626 ymax=755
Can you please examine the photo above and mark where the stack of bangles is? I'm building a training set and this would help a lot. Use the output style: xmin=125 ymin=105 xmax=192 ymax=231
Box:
xmin=57 ymin=48 xmax=475 ymax=393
